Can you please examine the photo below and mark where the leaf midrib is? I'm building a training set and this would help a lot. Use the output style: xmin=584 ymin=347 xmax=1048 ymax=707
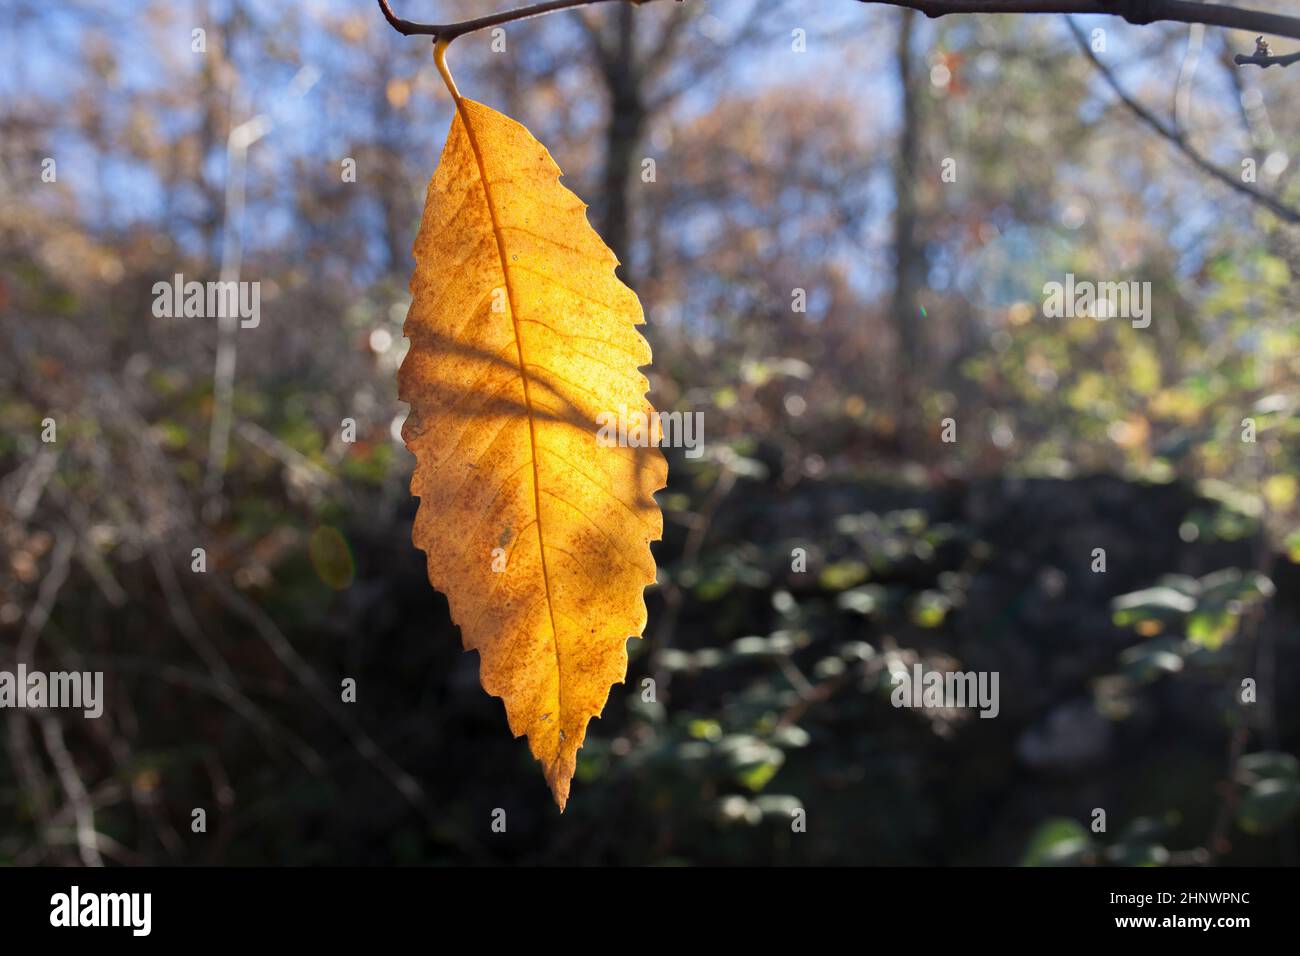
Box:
xmin=451 ymin=98 xmax=565 ymax=753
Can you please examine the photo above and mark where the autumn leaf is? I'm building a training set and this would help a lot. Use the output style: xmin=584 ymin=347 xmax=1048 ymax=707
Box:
xmin=398 ymin=42 xmax=667 ymax=810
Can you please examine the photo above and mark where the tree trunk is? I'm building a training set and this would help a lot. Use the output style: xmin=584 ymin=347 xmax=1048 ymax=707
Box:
xmin=891 ymin=9 xmax=926 ymax=457
xmin=598 ymin=4 xmax=646 ymax=278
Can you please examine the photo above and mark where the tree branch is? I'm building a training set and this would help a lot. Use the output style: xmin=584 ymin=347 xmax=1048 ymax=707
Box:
xmin=1230 ymin=33 xmax=1300 ymax=68
xmin=1234 ymin=50 xmax=1300 ymax=68
xmin=867 ymin=0 xmax=1300 ymax=43
xmin=377 ymin=0 xmax=667 ymax=41
xmin=380 ymin=0 xmax=1300 ymax=70
xmin=1067 ymin=18 xmax=1300 ymax=223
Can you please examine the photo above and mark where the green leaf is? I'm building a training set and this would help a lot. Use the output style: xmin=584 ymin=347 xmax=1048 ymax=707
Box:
xmin=720 ymin=735 xmax=785 ymax=792
xmin=715 ymin=795 xmax=762 ymax=826
xmin=1119 ymin=644 xmax=1184 ymax=683
xmin=1022 ymin=818 xmax=1093 ymax=867
xmin=819 ymin=560 xmax=869 ymax=591
xmin=1104 ymin=842 xmax=1170 ymax=867
xmin=1285 ymin=529 xmax=1300 ymax=564
xmin=1111 ymin=587 xmax=1196 ymax=628
xmin=837 ymin=585 xmax=885 ymax=617
xmin=1186 ymin=609 xmax=1237 ymax=650
xmin=1198 ymin=568 xmax=1274 ymax=606
xmin=770 ymin=725 xmax=811 ymax=749
xmin=910 ymin=589 xmax=951 ymax=628
xmin=753 ymin=795 xmax=803 ymax=819
xmin=1237 ymin=778 xmax=1300 ymax=835
xmin=1235 ymin=751 xmax=1299 ymax=787
xmin=688 ymin=719 xmax=723 ymax=742
xmin=1119 ymin=812 xmax=1179 ymax=844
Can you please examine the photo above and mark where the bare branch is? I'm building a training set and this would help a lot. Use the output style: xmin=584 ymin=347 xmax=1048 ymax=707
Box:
xmin=210 ymin=579 xmax=431 ymax=814
xmin=1232 ymin=34 xmax=1300 ymax=68
xmin=39 ymin=716 xmax=105 ymax=867
xmin=1234 ymin=51 xmax=1300 ymax=68
xmin=866 ymin=0 xmax=1300 ymax=44
xmin=377 ymin=0 xmax=666 ymax=41
xmin=1067 ymin=18 xmax=1300 ymax=223
xmin=377 ymin=0 xmax=1300 ymax=49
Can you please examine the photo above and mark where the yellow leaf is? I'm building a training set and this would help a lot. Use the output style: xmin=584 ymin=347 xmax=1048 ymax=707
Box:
xmin=398 ymin=45 xmax=666 ymax=810
xmin=1264 ymin=474 xmax=1297 ymax=511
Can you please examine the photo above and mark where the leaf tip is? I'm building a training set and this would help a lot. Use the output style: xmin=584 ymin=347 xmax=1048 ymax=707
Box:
xmin=549 ymin=777 xmax=570 ymax=813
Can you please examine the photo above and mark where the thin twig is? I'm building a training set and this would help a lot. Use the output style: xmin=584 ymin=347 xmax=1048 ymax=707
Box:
xmin=204 ymin=68 xmax=318 ymax=514
xmin=10 ymin=446 xmax=58 ymax=523
xmin=868 ymin=0 xmax=1300 ymax=44
xmin=15 ymin=530 xmax=75 ymax=666
xmin=648 ymin=465 xmax=737 ymax=703
xmin=1067 ymin=18 xmax=1300 ymax=224
xmin=1172 ymin=23 xmax=1204 ymax=133
xmin=6 ymin=718 xmax=53 ymax=859
xmin=210 ymin=579 xmax=430 ymax=812
xmin=1234 ymin=50 xmax=1300 ymax=68
xmin=39 ymin=717 xmax=104 ymax=867
xmin=149 ymin=547 xmax=327 ymax=774
xmin=377 ymin=0 xmax=657 ymax=40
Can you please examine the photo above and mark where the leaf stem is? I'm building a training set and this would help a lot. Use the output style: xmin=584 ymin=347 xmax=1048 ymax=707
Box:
xmin=434 ymin=36 xmax=463 ymax=104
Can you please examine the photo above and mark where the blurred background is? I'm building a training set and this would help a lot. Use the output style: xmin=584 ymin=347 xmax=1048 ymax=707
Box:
xmin=2 ymin=0 xmax=1299 ymax=865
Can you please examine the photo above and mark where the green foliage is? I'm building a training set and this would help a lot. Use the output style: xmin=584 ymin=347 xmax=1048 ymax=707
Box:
xmin=1236 ymin=753 xmax=1300 ymax=836
xmin=1022 ymin=819 xmax=1093 ymax=867
xmin=1111 ymin=567 xmax=1274 ymax=649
